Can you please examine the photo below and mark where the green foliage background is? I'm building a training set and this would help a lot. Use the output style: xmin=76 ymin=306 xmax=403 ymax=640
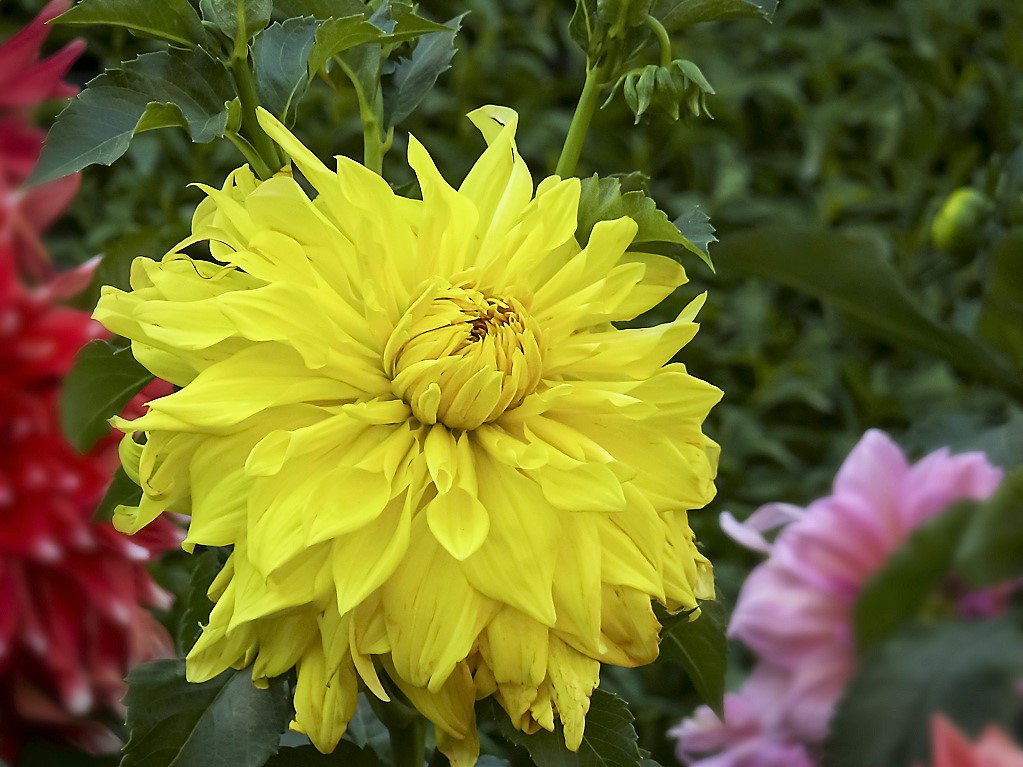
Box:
xmin=5 ymin=0 xmax=1023 ymax=764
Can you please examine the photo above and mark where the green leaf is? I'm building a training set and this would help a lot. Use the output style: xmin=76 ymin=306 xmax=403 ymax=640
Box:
xmin=265 ymin=744 xmax=382 ymax=766
xmin=823 ymin=618 xmax=1023 ymax=767
xmin=977 ymin=229 xmax=1023 ymax=369
xmin=598 ymin=0 xmax=654 ymax=37
xmin=55 ymin=0 xmax=205 ymax=47
xmin=200 ymin=0 xmax=273 ymax=39
xmin=93 ymin=466 xmax=143 ymax=522
xmin=955 ymin=467 xmax=1023 ymax=587
xmin=577 ymin=174 xmax=713 ymax=270
xmin=308 ymin=15 xmax=385 ymax=76
xmin=713 ymin=226 xmax=1023 ymax=401
xmin=122 ymin=660 xmax=292 ymax=767
xmin=852 ymin=503 xmax=974 ymax=653
xmin=389 ymin=5 xmax=453 ymax=39
xmin=383 ymin=16 xmax=462 ymax=128
xmin=176 ymin=548 xmax=231 ymax=653
xmin=657 ymin=0 xmax=777 ymax=30
xmin=674 ymin=206 xmax=717 ymax=260
xmin=497 ymin=689 xmax=645 ymax=767
xmin=272 ymin=0 xmax=365 ymax=20
xmin=657 ymin=601 xmax=727 ymax=718
xmin=253 ymin=17 xmax=320 ymax=119
xmin=33 ymin=49 xmax=234 ymax=184
xmin=343 ymin=694 xmax=392 ymax=759
xmin=60 ymin=339 xmax=154 ymax=453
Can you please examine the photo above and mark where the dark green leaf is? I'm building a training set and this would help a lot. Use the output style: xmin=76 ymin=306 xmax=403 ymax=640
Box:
xmin=852 ymin=502 xmax=974 ymax=653
xmin=55 ymin=0 xmax=205 ymax=47
xmin=273 ymin=0 xmax=364 ymax=19
xmin=674 ymin=206 xmax=717 ymax=260
xmin=122 ymin=660 xmax=292 ymax=767
xmin=658 ymin=601 xmax=727 ymax=718
xmin=713 ymin=226 xmax=1023 ymax=401
xmin=955 ymin=467 xmax=1023 ymax=587
xmin=497 ymin=689 xmax=645 ymax=767
xmin=176 ymin=548 xmax=231 ymax=653
xmin=308 ymin=15 xmax=384 ymax=75
xmin=200 ymin=0 xmax=273 ymax=39
xmin=93 ymin=466 xmax=143 ymax=522
xmin=577 ymin=174 xmax=713 ymax=269
xmin=657 ymin=0 xmax=777 ymax=30
xmin=60 ymin=340 xmax=154 ymax=452
xmin=389 ymin=5 xmax=452 ymax=39
xmin=823 ymin=618 xmax=1023 ymax=767
xmin=253 ymin=17 xmax=320 ymax=119
xmin=33 ymin=49 xmax=234 ymax=184
xmin=598 ymin=0 xmax=654 ymax=37
xmin=383 ymin=16 xmax=462 ymax=128
xmin=342 ymin=694 xmax=392 ymax=760
xmin=978 ymin=229 xmax=1023 ymax=369
xmin=265 ymin=743 xmax=382 ymax=766
xmin=569 ymin=0 xmax=598 ymax=56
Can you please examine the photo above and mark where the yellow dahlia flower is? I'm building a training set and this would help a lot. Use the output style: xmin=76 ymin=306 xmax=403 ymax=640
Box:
xmin=94 ymin=105 xmax=721 ymax=764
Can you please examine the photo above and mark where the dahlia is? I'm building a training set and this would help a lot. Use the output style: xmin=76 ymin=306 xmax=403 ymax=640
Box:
xmin=0 ymin=242 xmax=181 ymax=760
xmin=673 ymin=430 xmax=1005 ymax=766
xmin=0 ymin=0 xmax=83 ymax=277
xmin=95 ymin=105 xmax=721 ymax=763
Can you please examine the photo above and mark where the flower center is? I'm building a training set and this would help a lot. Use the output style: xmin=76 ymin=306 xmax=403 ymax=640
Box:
xmin=385 ymin=285 xmax=543 ymax=430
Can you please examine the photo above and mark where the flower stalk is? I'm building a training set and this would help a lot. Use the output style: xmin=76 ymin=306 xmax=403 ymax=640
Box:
xmin=229 ymin=56 xmax=284 ymax=179
xmin=556 ymin=64 xmax=607 ymax=178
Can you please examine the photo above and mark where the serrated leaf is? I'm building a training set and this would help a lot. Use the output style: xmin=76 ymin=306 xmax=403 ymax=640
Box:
xmin=122 ymin=660 xmax=292 ymax=767
xmin=55 ymin=0 xmax=205 ymax=47
xmin=657 ymin=0 xmax=777 ymax=30
xmin=200 ymin=0 xmax=273 ymax=39
xmin=33 ymin=49 xmax=234 ymax=184
xmin=497 ymin=689 xmax=645 ymax=767
xmin=264 ymin=744 xmax=382 ymax=766
xmin=955 ymin=467 xmax=1023 ymax=587
xmin=308 ymin=15 xmax=384 ymax=75
xmin=823 ymin=618 xmax=1023 ymax=767
xmin=577 ymin=174 xmax=713 ymax=269
xmin=253 ymin=17 xmax=320 ymax=119
xmin=93 ymin=466 xmax=143 ymax=522
xmin=60 ymin=339 xmax=154 ymax=453
xmin=713 ymin=226 xmax=1023 ymax=400
xmin=176 ymin=548 xmax=231 ymax=653
xmin=852 ymin=502 xmax=974 ymax=653
xmin=273 ymin=0 xmax=365 ymax=19
xmin=383 ymin=16 xmax=462 ymax=128
xmin=389 ymin=5 xmax=452 ymax=39
xmin=658 ymin=601 xmax=727 ymax=718
xmin=674 ymin=206 xmax=717 ymax=259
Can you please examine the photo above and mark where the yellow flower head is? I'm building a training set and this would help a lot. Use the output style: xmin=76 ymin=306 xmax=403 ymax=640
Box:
xmin=95 ymin=106 xmax=721 ymax=764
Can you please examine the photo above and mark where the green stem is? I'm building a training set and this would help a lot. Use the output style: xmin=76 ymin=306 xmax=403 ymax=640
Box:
xmin=229 ymin=56 xmax=284 ymax=179
xmin=645 ymin=15 xmax=673 ymax=67
xmin=338 ymin=58 xmax=388 ymax=175
xmin=224 ymin=131 xmax=273 ymax=179
xmin=388 ymin=716 xmax=425 ymax=767
xmin=555 ymin=64 xmax=607 ymax=178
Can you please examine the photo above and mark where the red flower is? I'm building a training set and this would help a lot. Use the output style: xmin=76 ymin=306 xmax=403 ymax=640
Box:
xmin=0 ymin=243 xmax=183 ymax=761
xmin=0 ymin=0 xmax=84 ymax=280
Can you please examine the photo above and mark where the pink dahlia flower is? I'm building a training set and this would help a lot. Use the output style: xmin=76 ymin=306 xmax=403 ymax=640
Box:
xmin=924 ymin=715 xmax=1023 ymax=767
xmin=672 ymin=430 xmax=1005 ymax=766
xmin=0 ymin=243 xmax=182 ymax=760
xmin=0 ymin=0 xmax=83 ymax=279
